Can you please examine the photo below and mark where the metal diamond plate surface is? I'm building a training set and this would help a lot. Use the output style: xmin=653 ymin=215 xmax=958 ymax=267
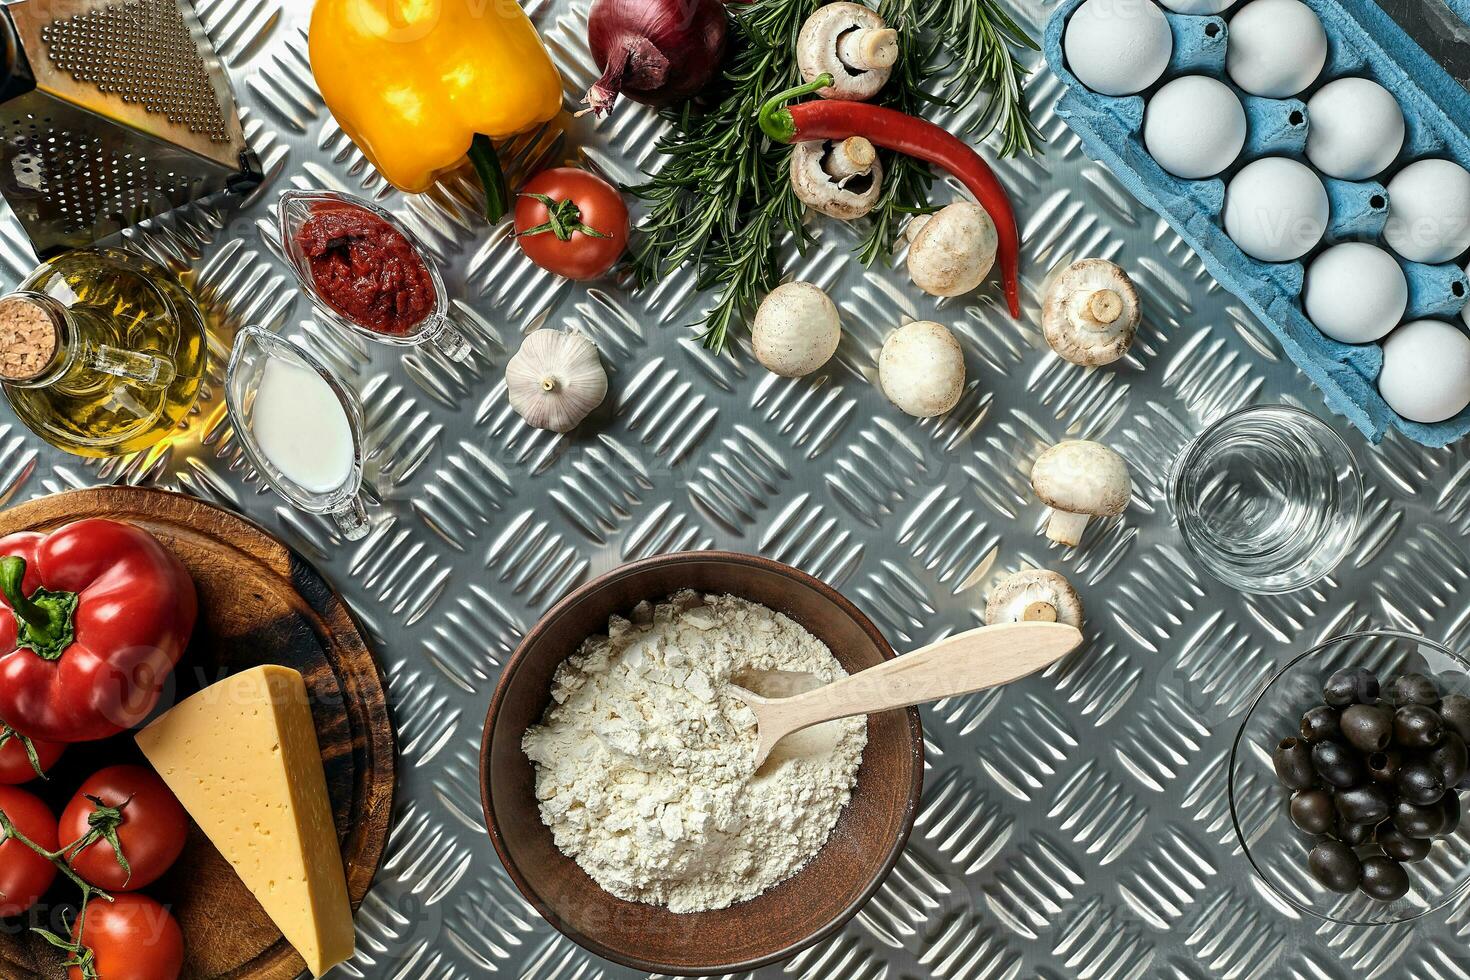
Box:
xmin=3 ymin=0 xmax=1470 ymax=977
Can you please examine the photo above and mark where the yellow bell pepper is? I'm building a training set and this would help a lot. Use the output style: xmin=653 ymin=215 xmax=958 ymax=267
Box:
xmin=309 ymin=0 xmax=563 ymax=220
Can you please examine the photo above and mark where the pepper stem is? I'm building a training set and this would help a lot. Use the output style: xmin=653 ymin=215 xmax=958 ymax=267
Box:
xmin=468 ymin=135 xmax=509 ymax=225
xmin=757 ymin=74 xmax=834 ymax=143
xmin=0 ymin=555 xmax=78 ymax=661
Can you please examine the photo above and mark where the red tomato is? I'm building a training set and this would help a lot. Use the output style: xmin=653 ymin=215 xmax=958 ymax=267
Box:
xmin=514 ymin=168 xmax=629 ymax=280
xmin=68 ymin=892 xmax=183 ymax=980
xmin=61 ymin=766 xmax=187 ymax=892
xmin=0 ymin=728 xmax=64 ymax=784
xmin=0 ymin=784 xmax=58 ymax=916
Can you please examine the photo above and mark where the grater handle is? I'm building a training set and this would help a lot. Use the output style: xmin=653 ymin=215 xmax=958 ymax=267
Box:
xmin=0 ymin=8 xmax=34 ymax=104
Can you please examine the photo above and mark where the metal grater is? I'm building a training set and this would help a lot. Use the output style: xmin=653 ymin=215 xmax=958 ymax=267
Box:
xmin=0 ymin=0 xmax=261 ymax=257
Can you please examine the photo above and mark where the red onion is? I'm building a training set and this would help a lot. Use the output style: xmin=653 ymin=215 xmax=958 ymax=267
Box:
xmin=585 ymin=0 xmax=729 ymax=116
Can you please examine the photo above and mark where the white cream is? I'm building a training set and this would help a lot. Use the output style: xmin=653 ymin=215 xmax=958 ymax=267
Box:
xmin=250 ymin=356 xmax=353 ymax=494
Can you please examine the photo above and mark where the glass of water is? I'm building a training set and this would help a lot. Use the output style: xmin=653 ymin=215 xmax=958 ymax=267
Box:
xmin=1170 ymin=405 xmax=1363 ymax=593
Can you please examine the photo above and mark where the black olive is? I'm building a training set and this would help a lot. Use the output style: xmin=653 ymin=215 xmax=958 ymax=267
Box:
xmin=1272 ymin=737 xmax=1316 ymax=791
xmin=1368 ymin=749 xmax=1403 ymax=784
xmin=1301 ymin=705 xmax=1343 ymax=743
xmin=1335 ymin=817 xmax=1376 ymax=847
xmin=1378 ymin=826 xmax=1433 ymax=862
xmin=1336 ymin=784 xmax=1391 ymax=825
xmin=1325 ymin=668 xmax=1379 ymax=707
xmin=1397 ymin=758 xmax=1447 ymax=806
xmin=1393 ymin=672 xmax=1441 ymax=708
xmin=1395 ymin=704 xmax=1444 ymax=749
xmin=1441 ymin=694 xmax=1470 ymax=742
xmin=1290 ymin=789 xmax=1336 ymax=834
xmin=1309 ymin=839 xmax=1363 ymax=893
xmin=1430 ymin=732 xmax=1469 ymax=786
xmin=1312 ymin=740 xmax=1366 ymax=788
xmin=1341 ymin=704 xmax=1394 ymax=753
xmin=1392 ymin=798 xmax=1447 ymax=838
xmin=1359 ymin=856 xmax=1411 ymax=901
xmin=1440 ymin=790 xmax=1463 ymax=837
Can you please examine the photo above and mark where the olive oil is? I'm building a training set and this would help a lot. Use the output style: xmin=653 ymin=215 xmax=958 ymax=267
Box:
xmin=0 ymin=248 xmax=206 ymax=457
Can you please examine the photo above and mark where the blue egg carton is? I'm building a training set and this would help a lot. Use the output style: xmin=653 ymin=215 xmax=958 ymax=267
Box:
xmin=1043 ymin=0 xmax=1470 ymax=446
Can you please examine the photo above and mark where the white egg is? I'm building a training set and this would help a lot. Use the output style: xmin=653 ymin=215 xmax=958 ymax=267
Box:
xmin=1226 ymin=0 xmax=1327 ymax=98
xmin=1306 ymin=78 xmax=1405 ymax=180
xmin=1223 ymin=158 xmax=1329 ymax=262
xmin=1379 ymin=319 xmax=1470 ymax=423
xmin=1383 ymin=159 xmax=1470 ymax=264
xmin=1064 ymin=0 xmax=1173 ymax=97
xmin=1303 ymin=244 xmax=1407 ymax=344
xmin=1158 ymin=0 xmax=1235 ymax=11
xmin=1144 ymin=76 xmax=1246 ymax=179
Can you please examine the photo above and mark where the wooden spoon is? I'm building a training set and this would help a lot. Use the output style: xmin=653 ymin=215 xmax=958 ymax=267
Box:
xmin=732 ymin=621 xmax=1083 ymax=766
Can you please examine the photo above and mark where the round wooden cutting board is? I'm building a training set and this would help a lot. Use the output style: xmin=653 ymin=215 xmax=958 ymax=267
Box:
xmin=0 ymin=487 xmax=396 ymax=980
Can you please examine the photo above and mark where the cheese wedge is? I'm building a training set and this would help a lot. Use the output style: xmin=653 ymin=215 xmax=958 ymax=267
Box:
xmin=136 ymin=665 xmax=354 ymax=977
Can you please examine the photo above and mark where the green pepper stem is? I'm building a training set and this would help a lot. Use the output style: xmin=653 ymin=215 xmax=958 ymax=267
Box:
xmin=757 ymin=74 xmax=834 ymax=143
xmin=468 ymin=135 xmax=510 ymax=225
xmin=0 ymin=555 xmax=78 ymax=660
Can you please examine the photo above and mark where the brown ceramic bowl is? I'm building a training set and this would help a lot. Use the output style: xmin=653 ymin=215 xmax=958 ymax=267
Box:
xmin=480 ymin=551 xmax=924 ymax=976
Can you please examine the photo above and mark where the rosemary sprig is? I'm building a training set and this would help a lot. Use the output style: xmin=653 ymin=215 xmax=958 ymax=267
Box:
xmin=628 ymin=0 xmax=1042 ymax=352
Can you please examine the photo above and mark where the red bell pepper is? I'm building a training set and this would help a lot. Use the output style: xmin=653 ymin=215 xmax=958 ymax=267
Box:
xmin=0 ymin=519 xmax=196 ymax=743
xmin=759 ymin=73 xmax=1024 ymax=319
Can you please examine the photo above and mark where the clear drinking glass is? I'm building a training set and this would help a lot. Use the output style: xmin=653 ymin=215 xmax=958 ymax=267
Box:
xmin=1230 ymin=630 xmax=1470 ymax=926
xmin=225 ymin=326 xmax=371 ymax=540
xmin=1169 ymin=405 xmax=1362 ymax=593
xmin=276 ymin=189 xmax=471 ymax=362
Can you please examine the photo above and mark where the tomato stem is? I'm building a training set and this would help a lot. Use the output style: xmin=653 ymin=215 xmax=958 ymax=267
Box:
xmin=516 ymin=193 xmax=612 ymax=242
xmin=0 ymin=723 xmax=47 ymax=780
xmin=0 ymin=556 xmax=78 ymax=661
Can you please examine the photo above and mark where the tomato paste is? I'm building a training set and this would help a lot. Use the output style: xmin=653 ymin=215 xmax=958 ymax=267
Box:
xmin=296 ymin=204 xmax=434 ymax=336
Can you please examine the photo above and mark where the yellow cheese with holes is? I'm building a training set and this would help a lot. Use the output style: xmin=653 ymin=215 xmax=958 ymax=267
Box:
xmin=136 ymin=665 xmax=354 ymax=978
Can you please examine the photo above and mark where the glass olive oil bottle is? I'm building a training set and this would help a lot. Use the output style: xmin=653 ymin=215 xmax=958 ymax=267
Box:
xmin=0 ymin=248 xmax=206 ymax=457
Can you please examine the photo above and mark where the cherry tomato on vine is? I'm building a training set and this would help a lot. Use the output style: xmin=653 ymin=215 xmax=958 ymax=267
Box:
xmin=514 ymin=168 xmax=629 ymax=280
xmin=0 ymin=784 xmax=58 ymax=916
xmin=60 ymin=766 xmax=188 ymax=892
xmin=0 ymin=727 xmax=64 ymax=785
xmin=67 ymin=892 xmax=183 ymax=980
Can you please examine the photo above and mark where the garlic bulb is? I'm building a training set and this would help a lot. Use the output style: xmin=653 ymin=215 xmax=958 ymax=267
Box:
xmin=505 ymin=330 xmax=607 ymax=432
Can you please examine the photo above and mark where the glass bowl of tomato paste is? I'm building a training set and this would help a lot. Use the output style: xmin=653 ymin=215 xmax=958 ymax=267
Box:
xmin=277 ymin=189 xmax=471 ymax=362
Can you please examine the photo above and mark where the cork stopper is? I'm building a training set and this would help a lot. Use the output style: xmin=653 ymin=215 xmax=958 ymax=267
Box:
xmin=0 ymin=294 xmax=60 ymax=383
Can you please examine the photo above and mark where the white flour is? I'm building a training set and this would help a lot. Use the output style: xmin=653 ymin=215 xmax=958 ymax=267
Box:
xmin=522 ymin=591 xmax=867 ymax=912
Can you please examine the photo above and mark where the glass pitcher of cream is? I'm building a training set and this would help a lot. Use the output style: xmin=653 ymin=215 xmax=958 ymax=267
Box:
xmin=225 ymin=327 xmax=371 ymax=540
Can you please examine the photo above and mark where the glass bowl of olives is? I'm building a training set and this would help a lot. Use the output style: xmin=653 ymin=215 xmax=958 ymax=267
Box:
xmin=1230 ymin=629 xmax=1470 ymax=925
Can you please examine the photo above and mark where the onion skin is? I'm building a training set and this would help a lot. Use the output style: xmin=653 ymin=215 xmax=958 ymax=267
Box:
xmin=585 ymin=0 xmax=730 ymax=115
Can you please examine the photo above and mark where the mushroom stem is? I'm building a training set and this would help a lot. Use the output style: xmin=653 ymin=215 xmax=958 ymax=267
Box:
xmin=838 ymin=28 xmax=899 ymax=70
xmin=1045 ymin=509 xmax=1091 ymax=547
xmin=1022 ymin=601 xmax=1058 ymax=623
xmin=827 ymin=137 xmax=876 ymax=180
xmin=1086 ymin=289 xmax=1123 ymax=326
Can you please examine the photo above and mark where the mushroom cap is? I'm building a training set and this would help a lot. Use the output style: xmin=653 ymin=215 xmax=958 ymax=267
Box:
xmin=1042 ymin=258 xmax=1141 ymax=366
xmin=985 ymin=569 xmax=1084 ymax=628
xmin=797 ymin=2 xmax=893 ymax=101
xmin=878 ymin=320 xmax=965 ymax=417
xmin=1031 ymin=440 xmax=1131 ymax=516
xmin=905 ymin=202 xmax=998 ymax=298
xmin=790 ymin=140 xmax=884 ymax=220
xmin=753 ymin=282 xmax=841 ymax=377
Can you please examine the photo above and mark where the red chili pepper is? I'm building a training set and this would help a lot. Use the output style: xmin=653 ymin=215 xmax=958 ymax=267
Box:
xmin=0 ymin=519 xmax=197 ymax=743
xmin=759 ymin=73 xmax=1022 ymax=319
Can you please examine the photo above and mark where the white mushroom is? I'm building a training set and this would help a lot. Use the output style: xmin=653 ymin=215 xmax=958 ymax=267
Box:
xmin=1042 ymin=259 xmax=1141 ymax=366
xmin=985 ymin=569 xmax=1084 ymax=628
xmin=906 ymin=203 xmax=998 ymax=298
xmin=753 ymin=282 xmax=841 ymax=377
xmin=878 ymin=320 xmax=965 ymax=417
xmin=790 ymin=138 xmax=884 ymax=220
xmin=1030 ymin=440 xmax=1131 ymax=547
xmin=797 ymin=2 xmax=899 ymax=101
